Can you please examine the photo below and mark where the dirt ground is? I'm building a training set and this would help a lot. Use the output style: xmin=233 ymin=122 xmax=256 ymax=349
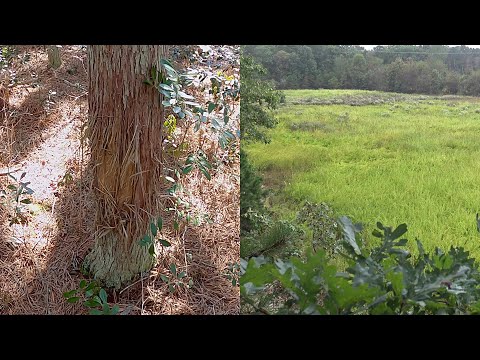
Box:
xmin=0 ymin=45 xmax=239 ymax=314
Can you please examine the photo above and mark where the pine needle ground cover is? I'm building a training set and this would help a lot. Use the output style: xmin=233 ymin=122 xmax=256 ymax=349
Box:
xmin=246 ymin=89 xmax=480 ymax=257
xmin=0 ymin=45 xmax=239 ymax=314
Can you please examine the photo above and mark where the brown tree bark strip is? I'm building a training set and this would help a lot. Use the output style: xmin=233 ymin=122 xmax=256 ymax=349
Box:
xmin=47 ymin=46 xmax=62 ymax=69
xmin=85 ymin=45 xmax=168 ymax=288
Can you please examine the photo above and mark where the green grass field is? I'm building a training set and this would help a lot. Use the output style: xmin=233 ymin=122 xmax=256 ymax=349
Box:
xmin=246 ymin=89 xmax=480 ymax=257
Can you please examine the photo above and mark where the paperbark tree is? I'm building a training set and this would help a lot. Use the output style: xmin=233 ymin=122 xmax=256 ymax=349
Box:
xmin=85 ymin=45 xmax=168 ymax=288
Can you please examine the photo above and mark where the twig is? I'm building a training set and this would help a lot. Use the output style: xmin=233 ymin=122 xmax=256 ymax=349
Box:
xmin=182 ymin=226 xmax=188 ymax=276
xmin=141 ymin=272 xmax=145 ymax=315
xmin=119 ymin=273 xmax=150 ymax=295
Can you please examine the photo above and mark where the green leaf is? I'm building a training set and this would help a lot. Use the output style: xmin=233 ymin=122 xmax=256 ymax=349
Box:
xmin=170 ymin=263 xmax=177 ymax=277
xmin=200 ymin=168 xmax=211 ymax=180
xmin=140 ymin=234 xmax=152 ymax=247
xmin=79 ymin=280 xmax=87 ymax=289
xmin=150 ymin=222 xmax=157 ymax=237
xmin=178 ymin=271 xmax=186 ymax=279
xmin=89 ymin=309 xmax=103 ymax=315
xmin=66 ymin=296 xmax=80 ymax=303
xmin=148 ymin=243 xmax=155 ymax=256
xmin=223 ymin=130 xmax=235 ymax=139
xmin=20 ymin=198 xmax=32 ymax=204
xmin=173 ymin=106 xmax=181 ymax=114
xmin=178 ymin=91 xmax=195 ymax=100
xmin=339 ymin=216 xmax=362 ymax=255
xmin=185 ymin=155 xmax=195 ymax=165
xmin=7 ymin=185 xmax=16 ymax=191
xmin=394 ymin=239 xmax=408 ymax=247
xmin=159 ymin=83 xmax=174 ymax=92
xmin=168 ymin=284 xmax=175 ymax=293
xmin=386 ymin=271 xmax=404 ymax=296
xmin=182 ymin=165 xmax=194 ymax=174
xmin=162 ymin=100 xmax=172 ymax=107
xmin=85 ymin=289 xmax=94 ymax=298
xmin=157 ymin=217 xmax=163 ymax=231
xmin=144 ymin=78 xmax=153 ymax=86
xmin=111 ymin=305 xmax=120 ymax=315
xmin=160 ymin=239 xmax=171 ymax=247
xmin=184 ymin=101 xmax=199 ymax=107
xmin=211 ymin=118 xmax=221 ymax=130
xmin=160 ymin=59 xmax=176 ymax=75
xmin=99 ymin=288 xmax=108 ymax=304
xmin=85 ymin=281 xmax=97 ymax=291
xmin=208 ymin=102 xmax=216 ymax=113
xmin=223 ymin=115 xmax=229 ymax=125
xmin=372 ymin=229 xmax=383 ymax=238
xmin=391 ymin=223 xmax=408 ymax=240
xmin=84 ymin=299 xmax=101 ymax=308
xmin=173 ymin=221 xmax=179 ymax=231
xmin=160 ymin=274 xmax=169 ymax=282
xmin=63 ymin=289 xmax=77 ymax=298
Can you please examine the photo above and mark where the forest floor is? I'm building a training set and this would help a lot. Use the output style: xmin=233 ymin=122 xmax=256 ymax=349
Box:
xmin=0 ymin=45 xmax=239 ymax=314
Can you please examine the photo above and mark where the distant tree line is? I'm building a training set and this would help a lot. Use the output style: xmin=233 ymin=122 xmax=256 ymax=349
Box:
xmin=244 ymin=45 xmax=480 ymax=96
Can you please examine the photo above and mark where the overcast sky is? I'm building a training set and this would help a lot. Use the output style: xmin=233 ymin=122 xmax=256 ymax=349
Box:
xmin=360 ymin=45 xmax=480 ymax=50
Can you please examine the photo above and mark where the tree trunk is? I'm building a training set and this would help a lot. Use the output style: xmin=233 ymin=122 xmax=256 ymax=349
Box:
xmin=47 ymin=45 xmax=62 ymax=69
xmin=85 ymin=45 xmax=168 ymax=288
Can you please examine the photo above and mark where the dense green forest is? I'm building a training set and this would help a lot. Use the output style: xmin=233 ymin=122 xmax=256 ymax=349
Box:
xmin=244 ymin=45 xmax=480 ymax=95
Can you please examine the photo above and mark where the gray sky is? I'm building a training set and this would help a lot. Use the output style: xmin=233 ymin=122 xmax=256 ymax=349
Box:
xmin=360 ymin=45 xmax=480 ymax=50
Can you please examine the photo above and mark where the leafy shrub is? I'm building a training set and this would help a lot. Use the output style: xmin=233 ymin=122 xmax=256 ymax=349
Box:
xmin=241 ymin=218 xmax=480 ymax=315
xmin=240 ymin=150 xmax=267 ymax=235
xmin=297 ymin=202 xmax=344 ymax=255
xmin=0 ymin=172 xmax=34 ymax=225
xmin=63 ymin=280 xmax=119 ymax=315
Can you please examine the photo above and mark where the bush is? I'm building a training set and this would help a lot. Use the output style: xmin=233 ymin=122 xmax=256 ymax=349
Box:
xmin=240 ymin=149 xmax=267 ymax=235
xmin=241 ymin=218 xmax=480 ymax=315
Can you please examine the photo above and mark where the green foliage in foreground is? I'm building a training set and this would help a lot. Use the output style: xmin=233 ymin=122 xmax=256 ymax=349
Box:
xmin=241 ymin=219 xmax=480 ymax=315
xmin=63 ymin=280 xmax=119 ymax=315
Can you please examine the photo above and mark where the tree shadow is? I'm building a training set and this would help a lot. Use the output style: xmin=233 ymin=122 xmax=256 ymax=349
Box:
xmin=0 ymin=45 xmax=87 ymax=165
xmin=0 ymin=154 xmax=239 ymax=315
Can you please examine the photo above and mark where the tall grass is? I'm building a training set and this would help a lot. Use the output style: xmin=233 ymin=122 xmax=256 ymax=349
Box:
xmin=246 ymin=89 xmax=480 ymax=257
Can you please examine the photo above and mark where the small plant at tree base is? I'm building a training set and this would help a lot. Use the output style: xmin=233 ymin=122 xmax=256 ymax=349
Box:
xmin=0 ymin=172 xmax=34 ymax=225
xmin=139 ymin=216 xmax=171 ymax=257
xmin=56 ymin=170 xmax=73 ymax=188
xmin=63 ymin=280 xmax=119 ymax=315
xmin=225 ymin=262 xmax=240 ymax=286
xmin=159 ymin=263 xmax=191 ymax=293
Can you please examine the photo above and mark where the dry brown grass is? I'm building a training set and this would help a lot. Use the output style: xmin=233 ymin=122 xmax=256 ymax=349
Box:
xmin=0 ymin=45 xmax=239 ymax=315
